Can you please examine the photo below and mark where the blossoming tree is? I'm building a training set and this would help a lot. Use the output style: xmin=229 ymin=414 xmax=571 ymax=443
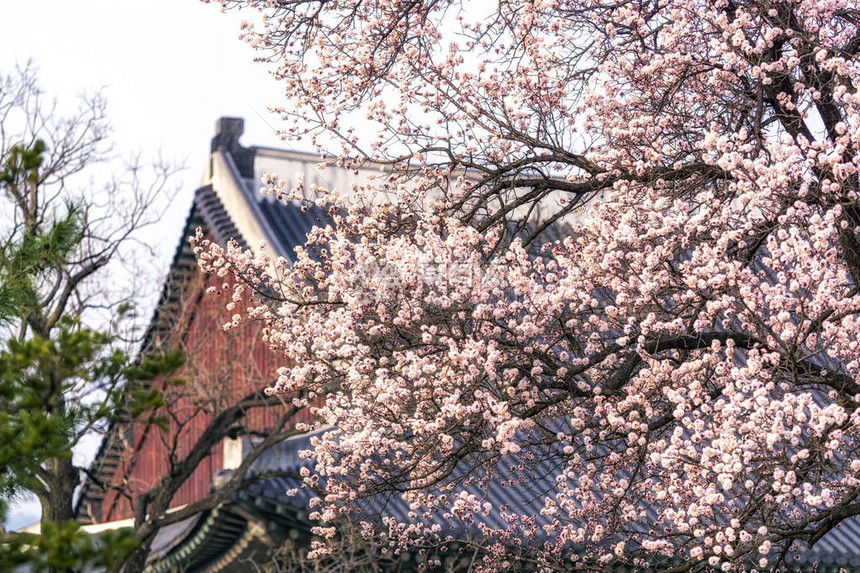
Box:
xmin=198 ymin=0 xmax=860 ymax=569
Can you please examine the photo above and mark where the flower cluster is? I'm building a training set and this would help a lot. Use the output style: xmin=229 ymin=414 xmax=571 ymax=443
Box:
xmin=200 ymin=0 xmax=860 ymax=569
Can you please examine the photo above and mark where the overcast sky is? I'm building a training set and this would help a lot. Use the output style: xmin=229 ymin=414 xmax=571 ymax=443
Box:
xmin=1 ymin=0 xmax=300 ymax=530
xmin=1 ymin=0 xmax=295 ymax=253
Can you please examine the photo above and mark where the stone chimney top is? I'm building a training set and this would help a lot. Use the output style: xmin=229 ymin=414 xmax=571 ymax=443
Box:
xmin=210 ymin=117 xmax=256 ymax=178
xmin=211 ymin=117 xmax=245 ymax=154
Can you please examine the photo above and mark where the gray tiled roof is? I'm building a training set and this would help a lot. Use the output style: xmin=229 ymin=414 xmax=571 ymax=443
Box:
xmin=243 ymin=428 xmax=860 ymax=571
xmin=246 ymin=428 xmax=567 ymax=540
xmin=255 ymin=196 xmax=330 ymax=264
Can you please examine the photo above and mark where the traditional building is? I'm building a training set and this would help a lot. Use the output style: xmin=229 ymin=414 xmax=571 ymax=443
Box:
xmin=74 ymin=117 xmax=379 ymax=570
xmin=76 ymin=118 xmax=860 ymax=573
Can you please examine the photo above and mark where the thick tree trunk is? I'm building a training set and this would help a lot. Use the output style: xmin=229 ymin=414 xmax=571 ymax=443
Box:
xmin=39 ymin=457 xmax=79 ymax=573
xmin=41 ymin=458 xmax=76 ymax=523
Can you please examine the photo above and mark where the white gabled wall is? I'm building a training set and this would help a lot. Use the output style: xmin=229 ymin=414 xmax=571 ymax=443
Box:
xmin=200 ymin=150 xmax=271 ymax=252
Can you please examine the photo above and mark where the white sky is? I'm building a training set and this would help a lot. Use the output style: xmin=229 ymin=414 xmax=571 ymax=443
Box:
xmin=1 ymin=0 xmax=300 ymax=530
xmin=1 ymin=0 xmax=294 ymax=255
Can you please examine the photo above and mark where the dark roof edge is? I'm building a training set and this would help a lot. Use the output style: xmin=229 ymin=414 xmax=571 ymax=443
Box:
xmin=74 ymin=201 xmax=209 ymax=523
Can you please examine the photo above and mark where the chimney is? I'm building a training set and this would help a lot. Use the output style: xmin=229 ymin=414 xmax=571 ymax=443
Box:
xmin=210 ymin=117 xmax=256 ymax=178
xmin=211 ymin=117 xmax=245 ymax=154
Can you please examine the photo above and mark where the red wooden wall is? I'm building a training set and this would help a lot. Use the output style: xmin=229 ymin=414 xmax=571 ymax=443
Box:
xmin=99 ymin=261 xmax=307 ymax=522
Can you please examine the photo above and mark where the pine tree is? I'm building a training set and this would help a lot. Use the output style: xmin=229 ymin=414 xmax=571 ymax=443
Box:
xmin=0 ymin=66 xmax=177 ymax=573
